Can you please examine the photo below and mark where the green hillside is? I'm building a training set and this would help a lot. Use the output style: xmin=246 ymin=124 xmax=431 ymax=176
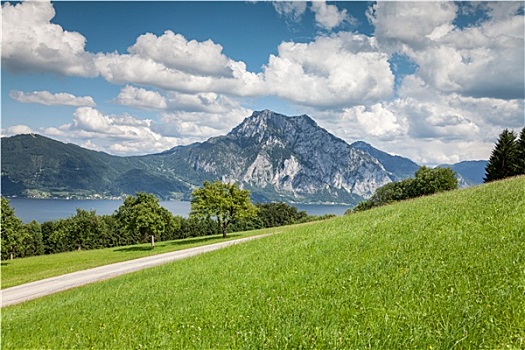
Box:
xmin=2 ymin=177 xmax=524 ymax=349
xmin=1 ymin=134 xmax=191 ymax=199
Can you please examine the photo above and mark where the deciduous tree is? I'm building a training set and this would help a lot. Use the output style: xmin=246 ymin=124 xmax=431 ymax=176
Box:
xmin=1 ymin=197 xmax=31 ymax=259
xmin=413 ymin=166 xmax=458 ymax=196
xmin=115 ymin=192 xmax=179 ymax=247
xmin=190 ymin=181 xmax=257 ymax=238
xmin=24 ymin=220 xmax=44 ymax=256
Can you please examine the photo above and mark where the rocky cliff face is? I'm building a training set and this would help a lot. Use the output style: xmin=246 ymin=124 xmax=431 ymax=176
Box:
xmin=162 ymin=110 xmax=415 ymax=203
xmin=230 ymin=110 xmax=393 ymax=198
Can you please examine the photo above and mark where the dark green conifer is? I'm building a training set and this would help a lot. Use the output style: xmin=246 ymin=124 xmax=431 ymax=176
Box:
xmin=484 ymin=129 xmax=518 ymax=182
xmin=516 ymin=127 xmax=525 ymax=175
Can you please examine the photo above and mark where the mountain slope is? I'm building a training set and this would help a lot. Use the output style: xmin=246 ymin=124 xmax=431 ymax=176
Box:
xmin=449 ymin=160 xmax=488 ymax=186
xmin=351 ymin=141 xmax=420 ymax=180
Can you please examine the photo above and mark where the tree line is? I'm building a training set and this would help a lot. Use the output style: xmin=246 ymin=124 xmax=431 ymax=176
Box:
xmin=1 ymin=184 xmax=334 ymax=260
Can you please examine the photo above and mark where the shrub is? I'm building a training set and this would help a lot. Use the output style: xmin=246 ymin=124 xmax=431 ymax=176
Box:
xmin=352 ymin=166 xmax=458 ymax=213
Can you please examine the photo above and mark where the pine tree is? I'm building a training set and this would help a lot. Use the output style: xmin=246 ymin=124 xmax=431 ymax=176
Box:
xmin=484 ymin=129 xmax=518 ymax=182
xmin=516 ymin=127 xmax=525 ymax=175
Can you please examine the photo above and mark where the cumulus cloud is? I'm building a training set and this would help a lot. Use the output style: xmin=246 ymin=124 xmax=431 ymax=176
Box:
xmin=310 ymin=1 xmax=351 ymax=30
xmin=128 ymin=31 xmax=233 ymax=78
xmin=342 ymin=104 xmax=406 ymax=140
xmin=9 ymin=90 xmax=96 ymax=107
xmin=164 ymin=92 xmax=244 ymax=114
xmin=94 ymin=50 xmax=264 ymax=97
xmin=432 ymin=15 xmax=524 ymax=99
xmin=310 ymin=66 xmax=523 ymax=165
xmin=27 ymin=103 xmax=253 ymax=155
xmin=386 ymin=74 xmax=523 ymax=148
xmin=115 ymin=85 xmax=167 ymax=110
xmin=368 ymin=2 xmax=458 ymax=51
xmin=273 ymin=1 xmax=351 ymax=30
xmin=1 ymin=0 xmax=96 ymax=76
xmin=115 ymin=85 xmax=247 ymax=115
xmin=154 ymin=105 xmax=252 ymax=141
xmin=93 ymin=29 xmax=266 ymax=97
xmin=2 ymin=1 xmax=263 ymax=97
xmin=263 ymin=32 xmax=394 ymax=107
xmin=40 ymin=107 xmax=180 ymax=155
xmin=369 ymin=1 xmax=524 ymax=100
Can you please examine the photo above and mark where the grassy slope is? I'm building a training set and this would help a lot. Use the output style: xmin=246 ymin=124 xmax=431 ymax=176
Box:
xmin=1 ymin=230 xmax=278 ymax=289
xmin=2 ymin=176 xmax=524 ymax=349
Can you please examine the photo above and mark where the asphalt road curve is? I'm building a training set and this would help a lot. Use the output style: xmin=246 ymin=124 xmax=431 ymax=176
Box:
xmin=2 ymin=234 xmax=272 ymax=308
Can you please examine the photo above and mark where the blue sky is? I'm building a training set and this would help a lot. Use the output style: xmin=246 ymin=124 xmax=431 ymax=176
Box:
xmin=2 ymin=1 xmax=524 ymax=165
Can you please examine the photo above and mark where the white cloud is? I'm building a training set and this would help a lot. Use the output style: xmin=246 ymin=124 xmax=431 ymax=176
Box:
xmin=155 ymin=106 xmax=252 ymax=141
xmin=115 ymin=85 xmax=167 ymax=110
xmin=128 ymin=31 xmax=233 ymax=78
xmin=94 ymin=51 xmax=264 ymax=97
xmin=343 ymin=104 xmax=406 ymax=140
xmin=484 ymin=2 xmax=524 ymax=21
xmin=432 ymin=15 xmax=525 ymax=99
xmin=448 ymin=95 xmax=524 ymax=131
xmin=9 ymin=90 xmax=96 ymax=107
xmin=309 ymin=68 xmax=523 ymax=166
xmin=398 ymin=74 xmax=524 ymax=134
xmin=165 ymin=92 xmax=244 ymax=114
xmin=368 ymin=2 xmax=458 ymax=51
xmin=369 ymin=2 xmax=524 ymax=100
xmin=93 ymin=31 xmax=266 ymax=97
xmin=273 ymin=1 xmax=307 ymax=23
xmin=263 ymin=32 xmax=394 ymax=107
xmin=1 ymin=0 xmax=96 ymax=76
xmin=310 ymin=1 xmax=350 ymax=30
xmin=40 ymin=107 xmax=180 ymax=155
xmin=395 ymin=98 xmax=481 ymax=141
xmin=22 ymin=103 xmax=253 ymax=155
xmin=1 ymin=1 xmax=264 ymax=97
xmin=115 ymin=85 xmax=247 ymax=115
xmin=1 ymin=125 xmax=35 ymax=137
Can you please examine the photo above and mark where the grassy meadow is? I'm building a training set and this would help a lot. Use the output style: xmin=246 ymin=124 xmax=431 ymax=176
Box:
xmin=2 ymin=176 xmax=524 ymax=349
xmin=0 ymin=228 xmax=283 ymax=289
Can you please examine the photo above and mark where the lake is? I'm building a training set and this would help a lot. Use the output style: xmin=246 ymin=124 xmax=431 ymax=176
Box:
xmin=8 ymin=198 xmax=352 ymax=223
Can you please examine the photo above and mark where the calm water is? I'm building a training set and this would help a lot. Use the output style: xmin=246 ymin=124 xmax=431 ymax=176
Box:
xmin=8 ymin=198 xmax=351 ymax=223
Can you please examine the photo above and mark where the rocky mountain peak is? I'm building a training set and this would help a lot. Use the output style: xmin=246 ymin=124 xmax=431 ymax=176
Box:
xmin=229 ymin=110 xmax=337 ymax=149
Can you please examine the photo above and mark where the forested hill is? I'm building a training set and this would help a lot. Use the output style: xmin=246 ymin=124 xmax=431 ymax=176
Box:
xmin=0 ymin=133 xmax=190 ymax=199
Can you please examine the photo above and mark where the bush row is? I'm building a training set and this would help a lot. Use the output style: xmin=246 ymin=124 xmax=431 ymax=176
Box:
xmin=349 ymin=166 xmax=458 ymax=213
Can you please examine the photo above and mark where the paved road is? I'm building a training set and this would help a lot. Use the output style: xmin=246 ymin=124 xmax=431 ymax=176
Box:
xmin=1 ymin=234 xmax=271 ymax=308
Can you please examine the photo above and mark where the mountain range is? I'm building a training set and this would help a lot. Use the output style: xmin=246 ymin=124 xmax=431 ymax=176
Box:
xmin=1 ymin=110 xmax=486 ymax=205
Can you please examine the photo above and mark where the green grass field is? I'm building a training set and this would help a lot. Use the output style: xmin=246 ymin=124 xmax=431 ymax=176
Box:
xmin=2 ymin=176 xmax=524 ymax=349
xmin=1 ymin=228 xmax=280 ymax=289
